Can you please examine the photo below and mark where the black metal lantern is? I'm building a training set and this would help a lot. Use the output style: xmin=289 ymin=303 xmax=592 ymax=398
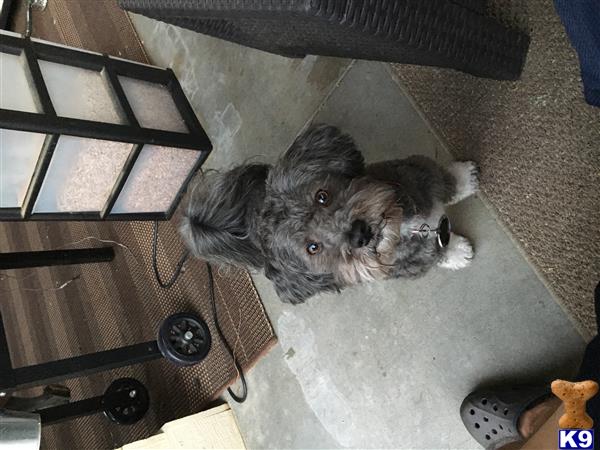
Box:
xmin=0 ymin=29 xmax=211 ymax=221
xmin=0 ymin=0 xmax=15 ymax=30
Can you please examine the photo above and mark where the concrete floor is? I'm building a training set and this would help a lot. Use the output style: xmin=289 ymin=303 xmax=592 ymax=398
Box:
xmin=131 ymin=15 xmax=586 ymax=449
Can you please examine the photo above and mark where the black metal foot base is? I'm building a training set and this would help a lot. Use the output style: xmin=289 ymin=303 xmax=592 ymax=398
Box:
xmin=37 ymin=378 xmax=149 ymax=426
xmin=0 ymin=312 xmax=211 ymax=397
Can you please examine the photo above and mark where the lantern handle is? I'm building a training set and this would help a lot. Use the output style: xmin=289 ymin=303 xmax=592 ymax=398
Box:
xmin=25 ymin=0 xmax=47 ymax=38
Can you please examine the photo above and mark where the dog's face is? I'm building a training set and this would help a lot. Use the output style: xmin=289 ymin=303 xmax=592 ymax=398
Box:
xmin=260 ymin=125 xmax=403 ymax=304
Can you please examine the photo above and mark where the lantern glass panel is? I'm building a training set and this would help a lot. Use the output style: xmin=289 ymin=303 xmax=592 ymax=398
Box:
xmin=0 ymin=50 xmax=41 ymax=113
xmin=111 ymin=144 xmax=200 ymax=214
xmin=33 ymin=136 xmax=133 ymax=213
xmin=38 ymin=60 xmax=126 ymax=124
xmin=118 ymin=76 xmax=188 ymax=133
xmin=0 ymin=129 xmax=46 ymax=208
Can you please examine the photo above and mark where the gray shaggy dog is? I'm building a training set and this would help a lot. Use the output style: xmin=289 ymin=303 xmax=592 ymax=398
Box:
xmin=180 ymin=125 xmax=478 ymax=304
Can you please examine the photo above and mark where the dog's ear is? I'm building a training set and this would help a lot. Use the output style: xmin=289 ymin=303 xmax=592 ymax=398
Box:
xmin=264 ymin=258 xmax=340 ymax=305
xmin=269 ymin=124 xmax=365 ymax=194
xmin=180 ymin=164 xmax=269 ymax=269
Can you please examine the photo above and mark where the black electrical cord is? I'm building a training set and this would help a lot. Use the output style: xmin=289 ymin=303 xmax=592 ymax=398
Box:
xmin=151 ymin=221 xmax=247 ymax=403
xmin=152 ymin=221 xmax=190 ymax=289
xmin=206 ymin=262 xmax=248 ymax=403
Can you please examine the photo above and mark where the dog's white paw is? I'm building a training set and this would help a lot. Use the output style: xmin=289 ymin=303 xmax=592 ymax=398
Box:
xmin=438 ymin=235 xmax=474 ymax=270
xmin=447 ymin=161 xmax=479 ymax=205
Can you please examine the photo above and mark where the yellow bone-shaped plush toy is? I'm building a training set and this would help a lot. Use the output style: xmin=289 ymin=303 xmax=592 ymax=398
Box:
xmin=551 ymin=379 xmax=599 ymax=429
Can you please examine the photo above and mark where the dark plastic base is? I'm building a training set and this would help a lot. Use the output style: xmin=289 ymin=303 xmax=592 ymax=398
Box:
xmin=103 ymin=378 xmax=149 ymax=426
xmin=157 ymin=312 xmax=211 ymax=366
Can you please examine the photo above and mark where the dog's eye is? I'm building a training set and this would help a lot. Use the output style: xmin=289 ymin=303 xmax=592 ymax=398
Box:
xmin=315 ymin=189 xmax=330 ymax=206
xmin=306 ymin=242 xmax=322 ymax=255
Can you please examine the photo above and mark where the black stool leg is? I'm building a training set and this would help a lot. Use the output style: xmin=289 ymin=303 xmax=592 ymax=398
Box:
xmin=0 ymin=247 xmax=114 ymax=270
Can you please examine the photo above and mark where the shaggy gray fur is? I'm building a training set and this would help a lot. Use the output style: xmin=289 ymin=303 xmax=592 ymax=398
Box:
xmin=180 ymin=164 xmax=269 ymax=269
xmin=182 ymin=125 xmax=466 ymax=304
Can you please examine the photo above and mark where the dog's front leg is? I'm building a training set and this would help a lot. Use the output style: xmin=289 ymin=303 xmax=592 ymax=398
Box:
xmin=446 ymin=161 xmax=480 ymax=205
xmin=438 ymin=234 xmax=474 ymax=270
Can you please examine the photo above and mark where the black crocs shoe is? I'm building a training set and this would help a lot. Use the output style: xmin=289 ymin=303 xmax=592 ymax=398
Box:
xmin=460 ymin=385 xmax=551 ymax=449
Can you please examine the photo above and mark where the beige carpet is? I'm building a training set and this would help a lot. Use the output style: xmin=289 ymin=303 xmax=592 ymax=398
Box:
xmin=391 ymin=0 xmax=600 ymax=337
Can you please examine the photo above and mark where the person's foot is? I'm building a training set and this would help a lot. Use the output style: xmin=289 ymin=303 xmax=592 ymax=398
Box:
xmin=517 ymin=396 xmax=561 ymax=439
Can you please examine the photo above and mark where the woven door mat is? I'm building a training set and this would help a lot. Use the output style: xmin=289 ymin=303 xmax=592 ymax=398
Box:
xmin=4 ymin=1 xmax=276 ymax=449
xmin=391 ymin=0 xmax=600 ymax=337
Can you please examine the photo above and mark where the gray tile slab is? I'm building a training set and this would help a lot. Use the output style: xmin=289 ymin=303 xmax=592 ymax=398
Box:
xmin=129 ymin=14 xmax=351 ymax=169
xmin=229 ymin=62 xmax=585 ymax=449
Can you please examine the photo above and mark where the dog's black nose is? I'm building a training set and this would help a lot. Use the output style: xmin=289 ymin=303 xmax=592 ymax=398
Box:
xmin=348 ymin=219 xmax=373 ymax=248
